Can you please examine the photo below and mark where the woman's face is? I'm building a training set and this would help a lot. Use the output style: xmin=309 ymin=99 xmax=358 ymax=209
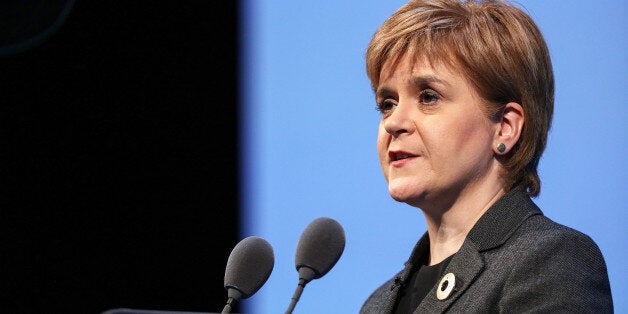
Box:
xmin=376 ymin=54 xmax=499 ymax=209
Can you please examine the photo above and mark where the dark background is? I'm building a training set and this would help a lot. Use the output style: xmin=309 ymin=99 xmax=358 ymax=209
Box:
xmin=1 ymin=1 xmax=240 ymax=313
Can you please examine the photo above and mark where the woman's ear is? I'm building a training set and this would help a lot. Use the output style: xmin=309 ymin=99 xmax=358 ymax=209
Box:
xmin=494 ymin=102 xmax=524 ymax=155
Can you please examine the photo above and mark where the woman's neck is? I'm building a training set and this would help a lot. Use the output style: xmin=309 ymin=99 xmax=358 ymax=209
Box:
xmin=421 ymin=180 xmax=505 ymax=266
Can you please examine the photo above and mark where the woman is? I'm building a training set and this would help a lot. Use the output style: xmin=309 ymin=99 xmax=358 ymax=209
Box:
xmin=360 ymin=0 xmax=613 ymax=313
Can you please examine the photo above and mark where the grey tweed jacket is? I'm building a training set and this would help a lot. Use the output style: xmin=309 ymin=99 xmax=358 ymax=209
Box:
xmin=360 ymin=187 xmax=613 ymax=313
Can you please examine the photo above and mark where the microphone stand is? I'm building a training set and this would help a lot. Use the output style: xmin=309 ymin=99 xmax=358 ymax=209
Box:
xmin=221 ymin=298 xmax=234 ymax=314
xmin=285 ymin=278 xmax=307 ymax=314
xmin=222 ymin=288 xmax=242 ymax=314
xmin=285 ymin=267 xmax=316 ymax=314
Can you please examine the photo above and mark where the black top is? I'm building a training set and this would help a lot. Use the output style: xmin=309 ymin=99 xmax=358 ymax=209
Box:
xmin=393 ymin=255 xmax=453 ymax=313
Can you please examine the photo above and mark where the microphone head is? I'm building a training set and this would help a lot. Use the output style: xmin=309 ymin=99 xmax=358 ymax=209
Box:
xmin=295 ymin=217 xmax=345 ymax=281
xmin=224 ymin=236 xmax=274 ymax=299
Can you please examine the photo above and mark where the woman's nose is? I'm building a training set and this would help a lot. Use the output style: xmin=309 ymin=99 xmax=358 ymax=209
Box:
xmin=383 ymin=102 xmax=414 ymax=137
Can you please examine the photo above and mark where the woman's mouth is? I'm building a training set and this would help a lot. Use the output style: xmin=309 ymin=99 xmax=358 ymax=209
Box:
xmin=389 ymin=151 xmax=418 ymax=166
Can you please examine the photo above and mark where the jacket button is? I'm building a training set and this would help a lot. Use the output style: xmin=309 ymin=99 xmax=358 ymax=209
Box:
xmin=436 ymin=272 xmax=456 ymax=300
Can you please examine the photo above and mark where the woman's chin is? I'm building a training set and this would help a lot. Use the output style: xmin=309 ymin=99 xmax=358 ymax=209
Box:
xmin=388 ymin=182 xmax=425 ymax=203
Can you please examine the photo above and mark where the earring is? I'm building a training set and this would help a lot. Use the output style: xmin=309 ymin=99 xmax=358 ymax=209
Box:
xmin=497 ymin=143 xmax=506 ymax=153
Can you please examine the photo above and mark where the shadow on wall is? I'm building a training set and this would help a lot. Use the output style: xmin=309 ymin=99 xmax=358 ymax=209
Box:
xmin=0 ymin=0 xmax=76 ymax=56
xmin=1 ymin=1 xmax=240 ymax=313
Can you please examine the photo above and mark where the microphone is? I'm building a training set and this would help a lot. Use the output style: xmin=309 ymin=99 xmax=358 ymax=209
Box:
xmin=285 ymin=217 xmax=346 ymax=314
xmin=222 ymin=236 xmax=274 ymax=314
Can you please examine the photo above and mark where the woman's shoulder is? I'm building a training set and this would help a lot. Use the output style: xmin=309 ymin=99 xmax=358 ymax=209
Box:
xmin=516 ymin=213 xmax=600 ymax=250
xmin=499 ymin=213 xmax=609 ymax=275
xmin=492 ymin=213 xmax=614 ymax=311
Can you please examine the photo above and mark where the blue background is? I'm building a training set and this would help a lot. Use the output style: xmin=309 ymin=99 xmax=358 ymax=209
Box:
xmin=239 ymin=1 xmax=627 ymax=313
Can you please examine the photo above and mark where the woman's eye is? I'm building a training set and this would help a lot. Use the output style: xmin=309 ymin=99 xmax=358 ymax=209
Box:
xmin=419 ymin=90 xmax=439 ymax=105
xmin=376 ymin=99 xmax=397 ymax=114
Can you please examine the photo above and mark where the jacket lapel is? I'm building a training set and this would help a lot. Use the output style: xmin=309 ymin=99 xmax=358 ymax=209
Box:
xmin=377 ymin=264 xmax=416 ymax=313
xmin=414 ymin=241 xmax=485 ymax=313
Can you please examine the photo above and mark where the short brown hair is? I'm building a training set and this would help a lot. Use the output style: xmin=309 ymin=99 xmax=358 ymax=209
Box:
xmin=366 ymin=0 xmax=554 ymax=196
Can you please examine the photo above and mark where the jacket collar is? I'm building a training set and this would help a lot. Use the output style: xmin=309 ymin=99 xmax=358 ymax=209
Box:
xmin=466 ymin=185 xmax=542 ymax=251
